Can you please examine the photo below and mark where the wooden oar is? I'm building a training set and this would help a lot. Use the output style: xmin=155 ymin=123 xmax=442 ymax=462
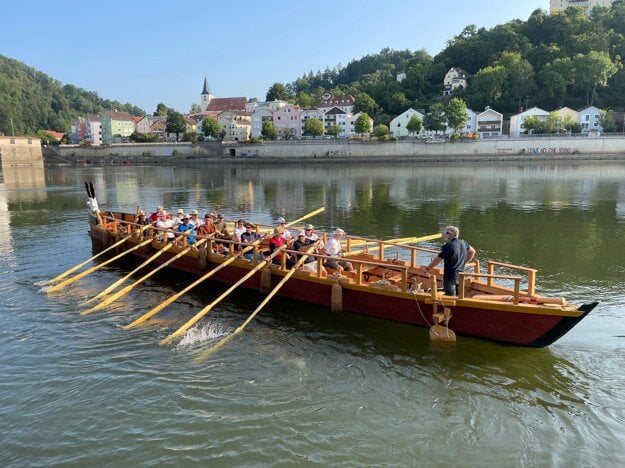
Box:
xmin=82 ymin=242 xmax=174 ymax=306
xmin=284 ymin=207 xmax=324 ymax=227
xmin=44 ymin=225 xmax=151 ymax=285
xmin=46 ymin=237 xmax=154 ymax=293
xmin=123 ymin=241 xmax=261 ymax=330
xmin=80 ymin=239 xmax=207 ymax=316
xmin=195 ymin=247 xmax=315 ymax=361
xmin=159 ymin=246 xmax=286 ymax=346
xmin=344 ymin=233 xmax=442 ymax=256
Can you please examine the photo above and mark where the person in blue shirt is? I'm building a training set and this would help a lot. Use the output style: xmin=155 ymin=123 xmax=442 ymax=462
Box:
xmin=176 ymin=214 xmax=196 ymax=245
xmin=425 ymin=225 xmax=476 ymax=296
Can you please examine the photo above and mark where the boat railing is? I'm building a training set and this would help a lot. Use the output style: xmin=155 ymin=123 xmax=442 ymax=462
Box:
xmin=457 ymin=272 xmax=523 ymax=304
xmin=486 ymin=260 xmax=537 ymax=295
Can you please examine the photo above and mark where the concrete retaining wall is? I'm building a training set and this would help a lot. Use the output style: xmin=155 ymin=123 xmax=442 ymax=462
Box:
xmin=51 ymin=136 xmax=625 ymax=164
xmin=0 ymin=136 xmax=44 ymax=167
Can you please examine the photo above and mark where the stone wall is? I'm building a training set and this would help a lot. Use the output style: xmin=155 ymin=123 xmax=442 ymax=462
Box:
xmin=223 ymin=136 xmax=625 ymax=160
xmin=51 ymin=136 xmax=625 ymax=163
xmin=0 ymin=136 xmax=44 ymax=167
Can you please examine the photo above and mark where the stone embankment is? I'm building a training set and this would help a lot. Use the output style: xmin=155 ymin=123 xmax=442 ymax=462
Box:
xmin=47 ymin=136 xmax=625 ymax=165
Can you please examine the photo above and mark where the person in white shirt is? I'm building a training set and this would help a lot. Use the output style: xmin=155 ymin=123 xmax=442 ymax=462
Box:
xmin=156 ymin=210 xmax=175 ymax=240
xmin=233 ymin=218 xmax=247 ymax=250
xmin=173 ymin=209 xmax=185 ymax=228
xmin=189 ymin=209 xmax=203 ymax=227
xmin=322 ymin=228 xmax=353 ymax=271
xmin=304 ymin=224 xmax=319 ymax=242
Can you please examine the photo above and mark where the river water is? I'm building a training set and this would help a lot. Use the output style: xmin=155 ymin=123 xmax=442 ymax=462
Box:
xmin=1 ymin=161 xmax=624 ymax=466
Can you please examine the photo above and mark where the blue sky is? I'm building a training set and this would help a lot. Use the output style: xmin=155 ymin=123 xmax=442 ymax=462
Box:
xmin=2 ymin=0 xmax=547 ymax=114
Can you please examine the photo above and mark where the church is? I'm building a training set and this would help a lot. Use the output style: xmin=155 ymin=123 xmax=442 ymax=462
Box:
xmin=200 ymin=77 xmax=247 ymax=112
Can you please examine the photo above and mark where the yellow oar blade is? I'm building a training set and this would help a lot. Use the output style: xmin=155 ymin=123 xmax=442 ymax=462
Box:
xmin=44 ymin=225 xmax=151 ymax=285
xmin=195 ymin=247 xmax=314 ymax=361
xmin=345 ymin=233 xmax=442 ymax=256
xmin=80 ymin=239 xmax=206 ymax=316
xmin=46 ymin=237 xmax=153 ymax=293
xmin=285 ymin=207 xmax=325 ymax=227
xmin=82 ymin=243 xmax=174 ymax=306
xmin=159 ymin=247 xmax=285 ymax=346
xmin=123 ymin=242 xmax=259 ymax=330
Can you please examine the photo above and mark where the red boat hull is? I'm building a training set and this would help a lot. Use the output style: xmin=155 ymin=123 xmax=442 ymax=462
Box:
xmin=89 ymin=227 xmax=596 ymax=347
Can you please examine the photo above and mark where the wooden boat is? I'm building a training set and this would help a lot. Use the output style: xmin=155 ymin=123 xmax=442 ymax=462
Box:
xmin=80 ymin=204 xmax=597 ymax=348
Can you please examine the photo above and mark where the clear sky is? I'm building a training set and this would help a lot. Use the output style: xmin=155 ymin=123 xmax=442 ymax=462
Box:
xmin=2 ymin=0 xmax=547 ymax=114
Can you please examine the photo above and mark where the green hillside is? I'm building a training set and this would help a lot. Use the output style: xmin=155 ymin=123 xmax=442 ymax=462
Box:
xmin=0 ymin=54 xmax=144 ymax=136
xmin=272 ymin=3 xmax=625 ymax=124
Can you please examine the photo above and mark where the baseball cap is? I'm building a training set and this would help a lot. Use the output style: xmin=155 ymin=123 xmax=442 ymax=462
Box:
xmin=278 ymin=216 xmax=285 ymax=224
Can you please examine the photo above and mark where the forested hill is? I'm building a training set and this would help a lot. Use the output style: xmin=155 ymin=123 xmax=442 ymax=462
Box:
xmin=269 ymin=4 xmax=625 ymax=124
xmin=0 ymin=54 xmax=144 ymax=136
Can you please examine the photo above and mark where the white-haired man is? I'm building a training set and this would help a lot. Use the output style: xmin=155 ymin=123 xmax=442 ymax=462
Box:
xmin=425 ymin=225 xmax=476 ymax=296
xmin=322 ymin=228 xmax=354 ymax=272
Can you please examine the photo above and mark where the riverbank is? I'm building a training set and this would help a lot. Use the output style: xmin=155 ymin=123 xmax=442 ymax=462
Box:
xmin=44 ymin=136 xmax=625 ymax=165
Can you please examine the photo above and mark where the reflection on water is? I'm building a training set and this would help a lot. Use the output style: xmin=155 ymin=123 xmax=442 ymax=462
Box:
xmin=1 ymin=161 xmax=625 ymax=465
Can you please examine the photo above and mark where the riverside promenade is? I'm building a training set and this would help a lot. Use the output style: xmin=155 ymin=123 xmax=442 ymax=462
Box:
xmin=46 ymin=136 xmax=625 ymax=165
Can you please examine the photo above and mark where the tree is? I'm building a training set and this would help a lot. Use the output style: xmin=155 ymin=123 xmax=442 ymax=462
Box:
xmin=261 ymin=120 xmax=277 ymax=140
xmin=201 ymin=117 xmax=221 ymax=139
xmin=406 ymin=114 xmax=423 ymax=136
xmin=266 ymin=82 xmax=290 ymax=101
xmin=353 ymin=92 xmax=377 ymax=115
xmin=472 ymin=65 xmax=507 ymax=106
xmin=573 ymin=51 xmax=620 ymax=105
xmin=166 ymin=110 xmax=186 ymax=141
xmin=279 ymin=128 xmax=294 ymax=140
xmin=599 ymin=110 xmax=617 ymax=132
xmin=303 ymin=118 xmax=324 ymax=138
xmin=189 ymin=103 xmax=201 ymax=113
xmin=354 ymin=113 xmax=372 ymax=136
xmin=522 ymin=115 xmax=541 ymax=134
xmin=296 ymin=92 xmax=316 ymax=108
xmin=373 ymin=124 xmax=390 ymax=140
xmin=424 ymin=103 xmax=446 ymax=136
xmin=446 ymin=98 xmax=469 ymax=133
xmin=326 ymin=124 xmax=342 ymax=138
xmin=154 ymin=102 xmax=169 ymax=116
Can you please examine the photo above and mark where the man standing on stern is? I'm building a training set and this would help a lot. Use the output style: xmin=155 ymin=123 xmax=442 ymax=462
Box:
xmin=425 ymin=226 xmax=476 ymax=296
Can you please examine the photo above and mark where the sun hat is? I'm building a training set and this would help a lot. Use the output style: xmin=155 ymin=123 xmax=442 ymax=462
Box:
xmin=305 ymin=224 xmax=314 ymax=230
xmin=334 ymin=228 xmax=345 ymax=236
xmin=190 ymin=209 xmax=198 ymax=215
xmin=176 ymin=209 xmax=184 ymax=214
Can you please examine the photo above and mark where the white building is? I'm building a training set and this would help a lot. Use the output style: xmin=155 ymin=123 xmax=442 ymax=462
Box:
xmin=509 ymin=107 xmax=550 ymax=137
xmin=251 ymin=108 xmax=274 ymax=138
xmin=245 ymin=100 xmax=289 ymax=113
xmin=442 ymin=68 xmax=470 ymax=96
xmin=317 ymin=94 xmax=355 ymax=115
xmin=390 ymin=108 xmax=425 ymax=138
xmin=579 ymin=106 xmax=603 ymax=134
xmin=550 ymin=0 xmax=614 ymax=16
xmin=300 ymin=109 xmax=325 ymax=136
xmin=476 ymin=108 xmax=503 ymax=137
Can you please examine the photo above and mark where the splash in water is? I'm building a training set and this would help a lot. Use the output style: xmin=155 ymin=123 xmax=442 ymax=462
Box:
xmin=177 ymin=322 xmax=231 ymax=347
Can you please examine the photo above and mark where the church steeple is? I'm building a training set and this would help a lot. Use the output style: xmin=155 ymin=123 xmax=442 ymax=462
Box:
xmin=200 ymin=76 xmax=214 ymax=111
xmin=202 ymin=76 xmax=211 ymax=95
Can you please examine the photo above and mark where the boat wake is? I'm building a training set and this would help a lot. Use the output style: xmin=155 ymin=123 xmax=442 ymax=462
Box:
xmin=177 ymin=322 xmax=231 ymax=348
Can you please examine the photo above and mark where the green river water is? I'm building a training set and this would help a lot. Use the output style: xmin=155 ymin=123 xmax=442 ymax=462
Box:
xmin=1 ymin=161 xmax=624 ymax=466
